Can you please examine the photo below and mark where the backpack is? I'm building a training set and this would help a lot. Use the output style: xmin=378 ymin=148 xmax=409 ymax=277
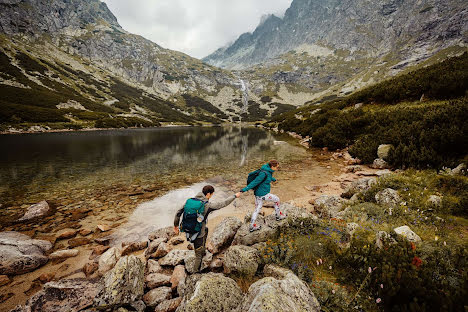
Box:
xmin=246 ymin=169 xmax=267 ymax=189
xmin=181 ymin=198 xmax=207 ymax=235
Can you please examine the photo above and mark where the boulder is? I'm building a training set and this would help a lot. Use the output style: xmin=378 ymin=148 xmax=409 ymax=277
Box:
xmin=0 ymin=231 xmax=52 ymax=275
xmin=375 ymin=188 xmax=401 ymax=207
xmin=224 ymin=245 xmax=259 ymax=276
xmin=450 ymin=163 xmax=466 ymax=175
xmin=155 ymin=297 xmax=182 ymax=312
xmin=144 ymin=237 xmax=167 ymax=259
xmin=313 ymin=195 xmax=346 ymax=218
xmin=377 ymin=144 xmax=393 ymax=160
xmin=170 ymin=265 xmax=186 ymax=290
xmin=184 ymin=250 xmax=213 ymax=274
xmin=427 ymin=195 xmax=442 ymax=208
xmin=11 ymin=279 xmax=100 ymax=312
xmin=49 ymin=249 xmax=79 ymax=260
xmin=149 ymin=227 xmax=176 ymax=242
xmin=341 ymin=177 xmax=376 ymax=198
xmin=177 ymin=273 xmax=243 ymax=312
xmin=159 ymin=250 xmax=190 ymax=266
xmin=393 ymin=226 xmax=422 ymax=243
xmin=121 ymin=241 xmax=148 ymax=256
xmin=18 ymin=201 xmax=50 ymax=221
xmin=168 ymin=236 xmax=185 ymax=246
xmin=372 ymin=158 xmax=389 ymax=169
xmin=145 ymin=273 xmax=171 ymax=289
xmin=206 ymin=216 xmax=242 ymax=254
xmin=94 ymin=256 xmax=145 ymax=308
xmin=143 ymin=286 xmax=172 ymax=307
xmin=238 ymin=273 xmax=320 ymax=312
xmin=345 ymin=165 xmax=363 ymax=173
xmin=375 ymin=231 xmax=396 ymax=249
xmin=146 ymin=259 xmax=163 ymax=274
xmin=98 ymin=247 xmax=120 ymax=275
xmin=263 ymin=264 xmax=292 ymax=279
xmin=152 ymin=242 xmax=171 ymax=259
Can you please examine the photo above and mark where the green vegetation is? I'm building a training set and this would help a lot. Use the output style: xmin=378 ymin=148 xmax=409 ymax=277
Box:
xmin=241 ymin=101 xmax=269 ymax=122
xmin=95 ymin=116 xmax=156 ymax=128
xmin=268 ymin=54 xmax=468 ymax=169
xmin=261 ymin=171 xmax=468 ymax=312
xmin=182 ymin=94 xmax=228 ymax=120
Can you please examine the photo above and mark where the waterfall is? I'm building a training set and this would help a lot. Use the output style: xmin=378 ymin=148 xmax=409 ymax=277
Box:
xmin=239 ymin=79 xmax=249 ymax=122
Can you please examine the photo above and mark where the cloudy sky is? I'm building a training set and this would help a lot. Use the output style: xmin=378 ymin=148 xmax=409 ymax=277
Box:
xmin=101 ymin=0 xmax=292 ymax=59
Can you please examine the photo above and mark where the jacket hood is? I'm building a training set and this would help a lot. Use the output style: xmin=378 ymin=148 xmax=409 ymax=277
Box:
xmin=195 ymin=192 xmax=207 ymax=200
xmin=261 ymin=163 xmax=274 ymax=173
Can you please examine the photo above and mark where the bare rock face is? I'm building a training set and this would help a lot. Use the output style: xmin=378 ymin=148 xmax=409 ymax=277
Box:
xmin=11 ymin=278 xmax=100 ymax=312
xmin=18 ymin=201 xmax=50 ymax=221
xmin=94 ymin=256 xmax=145 ymax=308
xmin=224 ymin=245 xmax=259 ymax=276
xmin=238 ymin=273 xmax=320 ymax=312
xmin=177 ymin=273 xmax=243 ymax=312
xmin=0 ymin=231 xmax=52 ymax=275
xmin=206 ymin=216 xmax=242 ymax=254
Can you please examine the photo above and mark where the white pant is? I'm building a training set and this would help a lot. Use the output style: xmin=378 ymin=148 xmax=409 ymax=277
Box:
xmin=251 ymin=193 xmax=280 ymax=226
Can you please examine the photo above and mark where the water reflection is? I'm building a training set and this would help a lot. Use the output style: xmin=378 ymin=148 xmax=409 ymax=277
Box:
xmin=0 ymin=126 xmax=303 ymax=204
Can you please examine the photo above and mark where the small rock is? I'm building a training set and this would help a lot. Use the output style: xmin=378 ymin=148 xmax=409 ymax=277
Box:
xmin=68 ymin=237 xmax=91 ymax=248
xmin=97 ymin=224 xmax=112 ymax=232
xmin=450 ymin=163 xmax=466 ymax=175
xmin=375 ymin=169 xmax=392 ymax=177
xmin=345 ymin=165 xmax=363 ymax=173
xmin=168 ymin=236 xmax=185 ymax=246
xmin=224 ymin=245 xmax=259 ymax=276
xmin=83 ymin=262 xmax=98 ymax=277
xmin=341 ymin=177 xmax=376 ymax=198
xmin=375 ymin=231 xmax=396 ymax=249
xmin=148 ymin=227 xmax=176 ymax=242
xmin=49 ymin=249 xmax=79 ymax=260
xmin=146 ymin=259 xmax=163 ymax=274
xmin=145 ymin=238 xmax=167 ymax=259
xmin=0 ymin=275 xmax=10 ymax=286
xmin=98 ymin=247 xmax=120 ymax=275
xmin=79 ymin=229 xmax=93 ymax=236
xmin=346 ymin=223 xmax=359 ymax=236
xmin=145 ymin=273 xmax=171 ymax=289
xmin=143 ymin=286 xmax=172 ymax=307
xmin=313 ymin=195 xmax=346 ymax=218
xmin=153 ymin=243 xmax=172 ymax=260
xmin=372 ymin=158 xmax=389 ymax=169
xmin=375 ymin=188 xmax=401 ymax=207
xmin=90 ymin=245 xmax=110 ymax=259
xmin=263 ymin=264 xmax=292 ymax=279
xmin=94 ymin=236 xmax=111 ymax=246
xmin=155 ymin=297 xmax=182 ymax=312
xmin=18 ymin=201 xmax=50 ymax=221
xmin=170 ymin=265 xmax=186 ymax=290
xmin=121 ymin=241 xmax=148 ymax=256
xmin=394 ymin=226 xmax=422 ymax=243
xmin=427 ymin=195 xmax=442 ymax=208
xmin=38 ymin=272 xmax=55 ymax=283
xmin=56 ymin=229 xmax=78 ymax=240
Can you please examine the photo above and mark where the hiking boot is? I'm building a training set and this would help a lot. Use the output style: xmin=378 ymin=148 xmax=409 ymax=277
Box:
xmin=276 ymin=211 xmax=287 ymax=221
xmin=249 ymin=224 xmax=262 ymax=232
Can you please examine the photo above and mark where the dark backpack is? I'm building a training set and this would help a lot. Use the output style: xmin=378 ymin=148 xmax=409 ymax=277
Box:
xmin=181 ymin=198 xmax=206 ymax=234
xmin=246 ymin=169 xmax=267 ymax=189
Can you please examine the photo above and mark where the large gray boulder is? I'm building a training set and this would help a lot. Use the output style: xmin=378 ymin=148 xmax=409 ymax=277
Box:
xmin=206 ymin=217 xmax=242 ymax=254
xmin=313 ymin=195 xmax=347 ymax=218
xmin=238 ymin=273 xmax=320 ymax=312
xmin=232 ymin=204 xmax=310 ymax=246
xmin=18 ymin=201 xmax=50 ymax=221
xmin=0 ymin=231 xmax=52 ymax=275
xmin=94 ymin=255 xmax=145 ymax=308
xmin=377 ymin=144 xmax=393 ymax=160
xmin=177 ymin=273 xmax=243 ymax=312
xmin=375 ymin=188 xmax=401 ymax=207
xmin=10 ymin=279 xmax=100 ymax=312
xmin=224 ymin=245 xmax=259 ymax=276
xmin=393 ymin=226 xmax=422 ymax=243
xmin=341 ymin=177 xmax=376 ymax=198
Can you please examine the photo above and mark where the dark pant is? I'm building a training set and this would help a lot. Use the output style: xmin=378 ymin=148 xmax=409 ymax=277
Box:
xmin=192 ymin=228 xmax=208 ymax=272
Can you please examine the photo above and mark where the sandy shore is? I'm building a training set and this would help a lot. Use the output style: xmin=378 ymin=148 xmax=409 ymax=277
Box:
xmin=0 ymin=146 xmax=378 ymax=311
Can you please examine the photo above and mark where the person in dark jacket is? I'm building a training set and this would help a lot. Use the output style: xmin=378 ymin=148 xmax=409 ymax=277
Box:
xmin=174 ymin=185 xmax=241 ymax=272
xmin=241 ymin=159 xmax=286 ymax=232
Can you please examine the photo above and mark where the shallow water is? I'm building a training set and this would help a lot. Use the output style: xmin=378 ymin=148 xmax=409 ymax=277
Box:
xmin=0 ymin=126 xmax=306 ymax=224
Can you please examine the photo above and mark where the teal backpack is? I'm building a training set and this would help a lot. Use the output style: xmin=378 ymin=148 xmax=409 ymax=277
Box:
xmin=181 ymin=198 xmax=207 ymax=236
xmin=246 ymin=169 xmax=267 ymax=189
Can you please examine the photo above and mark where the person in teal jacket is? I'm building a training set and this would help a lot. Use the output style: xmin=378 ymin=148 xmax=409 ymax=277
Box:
xmin=241 ymin=159 xmax=286 ymax=232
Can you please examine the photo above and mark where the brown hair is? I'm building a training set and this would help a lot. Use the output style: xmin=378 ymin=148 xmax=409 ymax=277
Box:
xmin=268 ymin=159 xmax=279 ymax=168
xmin=202 ymin=185 xmax=215 ymax=195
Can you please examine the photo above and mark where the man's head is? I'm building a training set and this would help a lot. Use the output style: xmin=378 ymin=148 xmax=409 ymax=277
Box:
xmin=202 ymin=185 xmax=215 ymax=199
xmin=269 ymin=159 xmax=279 ymax=171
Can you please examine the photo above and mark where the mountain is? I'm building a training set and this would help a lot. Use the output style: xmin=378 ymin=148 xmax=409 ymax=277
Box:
xmin=204 ymin=0 xmax=468 ymax=104
xmin=0 ymin=0 xmax=271 ymax=130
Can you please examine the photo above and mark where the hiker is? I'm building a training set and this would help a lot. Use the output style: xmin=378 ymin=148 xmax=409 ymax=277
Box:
xmin=240 ymin=159 xmax=286 ymax=232
xmin=174 ymin=185 xmax=241 ymax=272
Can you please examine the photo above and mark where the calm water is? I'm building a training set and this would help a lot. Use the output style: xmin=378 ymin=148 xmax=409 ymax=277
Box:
xmin=0 ymin=126 xmax=305 ymax=207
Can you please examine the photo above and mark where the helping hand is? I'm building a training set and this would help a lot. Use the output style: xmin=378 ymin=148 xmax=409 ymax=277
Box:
xmin=174 ymin=226 xmax=179 ymax=235
xmin=235 ymin=192 xmax=242 ymax=198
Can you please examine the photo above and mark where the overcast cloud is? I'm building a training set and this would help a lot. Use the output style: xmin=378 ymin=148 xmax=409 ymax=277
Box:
xmin=101 ymin=0 xmax=293 ymax=59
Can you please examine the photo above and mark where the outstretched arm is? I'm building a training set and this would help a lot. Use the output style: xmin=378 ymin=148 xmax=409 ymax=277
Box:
xmin=206 ymin=194 xmax=237 ymax=211
xmin=241 ymin=171 xmax=267 ymax=193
